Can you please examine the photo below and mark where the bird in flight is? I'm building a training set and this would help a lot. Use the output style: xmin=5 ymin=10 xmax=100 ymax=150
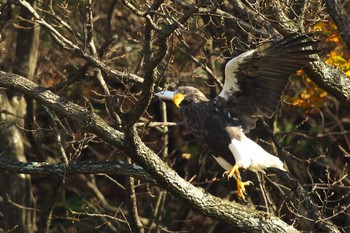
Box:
xmin=155 ymin=34 xmax=318 ymax=201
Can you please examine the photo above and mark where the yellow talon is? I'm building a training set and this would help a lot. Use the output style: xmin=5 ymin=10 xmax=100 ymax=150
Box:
xmin=224 ymin=165 xmax=252 ymax=201
xmin=223 ymin=164 xmax=240 ymax=180
xmin=237 ymin=179 xmax=253 ymax=201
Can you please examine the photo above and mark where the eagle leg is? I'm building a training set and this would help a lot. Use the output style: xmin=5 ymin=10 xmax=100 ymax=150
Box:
xmin=224 ymin=164 xmax=252 ymax=201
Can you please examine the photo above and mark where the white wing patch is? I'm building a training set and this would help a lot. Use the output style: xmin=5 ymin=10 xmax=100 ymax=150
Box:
xmin=219 ymin=49 xmax=255 ymax=100
xmin=228 ymin=137 xmax=285 ymax=172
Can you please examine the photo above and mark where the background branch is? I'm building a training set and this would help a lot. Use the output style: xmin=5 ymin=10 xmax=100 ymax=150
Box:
xmin=0 ymin=156 xmax=156 ymax=184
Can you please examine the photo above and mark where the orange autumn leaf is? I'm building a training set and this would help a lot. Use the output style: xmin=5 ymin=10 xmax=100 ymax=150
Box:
xmin=287 ymin=77 xmax=328 ymax=111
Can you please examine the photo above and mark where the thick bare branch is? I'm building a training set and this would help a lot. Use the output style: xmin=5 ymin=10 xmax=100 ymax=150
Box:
xmin=304 ymin=60 xmax=350 ymax=108
xmin=0 ymin=72 xmax=125 ymax=148
xmin=0 ymin=157 xmax=156 ymax=185
xmin=122 ymin=125 xmax=298 ymax=232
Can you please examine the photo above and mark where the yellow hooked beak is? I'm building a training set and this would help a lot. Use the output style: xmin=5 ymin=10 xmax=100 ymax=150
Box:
xmin=173 ymin=93 xmax=185 ymax=108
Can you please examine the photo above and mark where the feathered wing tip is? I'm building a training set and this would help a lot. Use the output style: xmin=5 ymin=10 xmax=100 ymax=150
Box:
xmin=267 ymin=33 xmax=318 ymax=48
xmin=262 ymin=33 xmax=320 ymax=59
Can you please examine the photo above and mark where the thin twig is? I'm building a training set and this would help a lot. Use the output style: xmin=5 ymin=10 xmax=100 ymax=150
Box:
xmin=126 ymin=158 xmax=144 ymax=233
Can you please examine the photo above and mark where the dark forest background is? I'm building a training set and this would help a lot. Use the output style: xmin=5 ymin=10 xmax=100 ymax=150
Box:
xmin=0 ymin=0 xmax=350 ymax=232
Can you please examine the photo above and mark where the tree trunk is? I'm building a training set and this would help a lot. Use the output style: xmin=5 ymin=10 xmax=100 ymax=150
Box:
xmin=0 ymin=0 xmax=39 ymax=232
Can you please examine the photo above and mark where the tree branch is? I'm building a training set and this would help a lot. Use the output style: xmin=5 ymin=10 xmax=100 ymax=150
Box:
xmin=0 ymin=71 xmax=125 ymax=147
xmin=124 ymin=125 xmax=299 ymax=232
xmin=304 ymin=60 xmax=350 ymax=109
xmin=0 ymin=156 xmax=156 ymax=184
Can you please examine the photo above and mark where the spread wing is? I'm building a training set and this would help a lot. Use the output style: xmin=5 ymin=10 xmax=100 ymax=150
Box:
xmin=217 ymin=34 xmax=318 ymax=132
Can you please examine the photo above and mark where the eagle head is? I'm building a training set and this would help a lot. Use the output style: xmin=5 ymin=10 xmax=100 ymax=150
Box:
xmin=174 ymin=86 xmax=209 ymax=108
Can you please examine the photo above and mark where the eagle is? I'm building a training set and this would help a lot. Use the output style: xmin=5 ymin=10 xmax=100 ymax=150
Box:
xmin=155 ymin=34 xmax=318 ymax=201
